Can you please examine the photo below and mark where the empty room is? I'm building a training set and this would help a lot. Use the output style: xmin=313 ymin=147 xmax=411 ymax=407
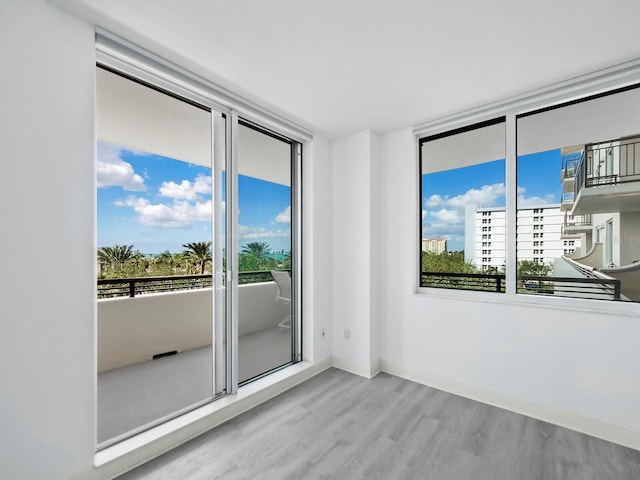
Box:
xmin=2 ymin=1 xmax=640 ymax=479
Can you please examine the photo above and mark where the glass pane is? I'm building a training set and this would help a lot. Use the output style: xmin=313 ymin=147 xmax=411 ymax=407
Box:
xmin=237 ymin=122 xmax=293 ymax=383
xmin=420 ymin=119 xmax=506 ymax=292
xmin=517 ymin=85 xmax=640 ymax=302
xmin=96 ymin=67 xmax=216 ymax=444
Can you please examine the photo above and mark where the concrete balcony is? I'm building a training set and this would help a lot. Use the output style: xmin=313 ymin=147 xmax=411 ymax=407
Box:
xmin=573 ymin=139 xmax=640 ymax=215
xmin=561 ymin=213 xmax=592 ymax=238
xmin=97 ymin=279 xmax=292 ymax=445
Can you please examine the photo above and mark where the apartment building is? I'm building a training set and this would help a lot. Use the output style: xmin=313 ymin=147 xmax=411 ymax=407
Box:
xmin=421 ymin=237 xmax=447 ymax=254
xmin=464 ymin=204 xmax=578 ymax=270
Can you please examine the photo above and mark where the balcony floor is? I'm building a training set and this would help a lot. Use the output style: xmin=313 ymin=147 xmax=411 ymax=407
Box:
xmin=98 ymin=326 xmax=292 ymax=444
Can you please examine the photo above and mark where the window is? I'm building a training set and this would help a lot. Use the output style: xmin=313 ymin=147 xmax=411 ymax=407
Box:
xmin=517 ymin=83 xmax=640 ymax=301
xmin=419 ymin=72 xmax=640 ymax=304
xmin=420 ymin=118 xmax=506 ymax=292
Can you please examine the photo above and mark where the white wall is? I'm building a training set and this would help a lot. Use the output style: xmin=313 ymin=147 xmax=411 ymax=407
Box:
xmin=0 ymin=1 xmax=96 ymax=479
xmin=306 ymin=135 xmax=333 ymax=363
xmin=330 ymin=130 xmax=379 ymax=377
xmin=0 ymin=2 xmax=330 ymax=478
xmin=98 ymin=283 xmax=290 ymax=371
xmin=377 ymin=127 xmax=640 ymax=447
xmin=98 ymin=289 xmax=213 ymax=372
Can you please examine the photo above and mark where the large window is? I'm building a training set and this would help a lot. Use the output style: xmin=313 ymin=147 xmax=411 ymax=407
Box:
xmin=418 ymin=81 xmax=640 ymax=304
xmin=420 ymin=118 xmax=506 ymax=292
xmin=517 ymin=85 xmax=640 ymax=302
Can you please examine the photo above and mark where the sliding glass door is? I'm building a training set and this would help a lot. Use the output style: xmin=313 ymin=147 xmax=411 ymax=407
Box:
xmin=235 ymin=121 xmax=300 ymax=384
xmin=96 ymin=66 xmax=226 ymax=446
xmin=95 ymin=65 xmax=302 ymax=447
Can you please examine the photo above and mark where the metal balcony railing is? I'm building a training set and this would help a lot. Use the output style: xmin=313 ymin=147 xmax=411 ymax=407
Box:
xmin=421 ymin=271 xmax=505 ymax=292
xmin=564 ymin=213 xmax=592 ymax=227
xmin=561 ymin=192 xmax=574 ymax=204
xmin=574 ymin=139 xmax=640 ymax=199
xmin=421 ymin=271 xmax=621 ymax=300
xmin=97 ymin=270 xmax=287 ymax=299
xmin=561 ymin=213 xmax=592 ymax=237
xmin=560 ymin=153 xmax=581 ymax=182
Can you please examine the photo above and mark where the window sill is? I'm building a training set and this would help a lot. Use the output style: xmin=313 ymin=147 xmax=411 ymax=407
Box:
xmin=415 ymin=285 xmax=640 ymax=318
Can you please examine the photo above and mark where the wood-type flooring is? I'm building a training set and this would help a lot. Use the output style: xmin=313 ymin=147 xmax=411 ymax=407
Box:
xmin=117 ymin=368 xmax=640 ymax=480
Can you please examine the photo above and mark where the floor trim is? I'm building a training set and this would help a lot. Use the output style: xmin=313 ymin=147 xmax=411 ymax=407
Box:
xmin=380 ymin=360 xmax=640 ymax=452
xmin=75 ymin=358 xmax=331 ymax=480
xmin=331 ymin=355 xmax=380 ymax=379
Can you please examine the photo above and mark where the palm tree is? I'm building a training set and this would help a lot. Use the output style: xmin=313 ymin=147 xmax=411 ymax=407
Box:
xmin=182 ymin=241 xmax=212 ymax=274
xmin=98 ymin=244 xmax=135 ymax=270
xmin=241 ymin=242 xmax=271 ymax=258
xmin=282 ymin=250 xmax=292 ymax=270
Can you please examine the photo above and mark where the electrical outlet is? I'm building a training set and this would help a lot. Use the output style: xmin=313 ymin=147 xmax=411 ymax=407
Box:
xmin=344 ymin=329 xmax=350 ymax=340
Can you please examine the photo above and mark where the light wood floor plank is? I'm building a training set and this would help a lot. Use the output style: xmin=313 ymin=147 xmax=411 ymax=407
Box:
xmin=117 ymin=369 xmax=640 ymax=480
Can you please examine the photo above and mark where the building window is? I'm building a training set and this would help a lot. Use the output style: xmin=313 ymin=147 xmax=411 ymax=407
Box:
xmin=420 ymin=117 xmax=506 ymax=292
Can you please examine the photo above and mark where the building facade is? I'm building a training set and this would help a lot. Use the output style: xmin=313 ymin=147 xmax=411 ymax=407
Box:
xmin=464 ymin=204 xmax=577 ymax=270
xmin=421 ymin=237 xmax=447 ymax=254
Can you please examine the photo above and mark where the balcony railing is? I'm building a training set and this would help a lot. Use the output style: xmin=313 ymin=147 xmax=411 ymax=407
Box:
xmin=575 ymin=140 xmax=640 ymax=199
xmin=421 ymin=271 xmax=505 ymax=292
xmin=560 ymin=153 xmax=581 ymax=182
xmin=562 ymin=213 xmax=592 ymax=237
xmin=421 ymin=271 xmax=621 ymax=300
xmin=561 ymin=191 xmax=574 ymax=204
xmin=97 ymin=270 xmax=285 ymax=299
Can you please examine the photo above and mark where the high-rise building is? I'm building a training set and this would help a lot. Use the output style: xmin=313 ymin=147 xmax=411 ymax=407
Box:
xmin=421 ymin=237 xmax=447 ymax=254
xmin=464 ymin=204 xmax=578 ymax=270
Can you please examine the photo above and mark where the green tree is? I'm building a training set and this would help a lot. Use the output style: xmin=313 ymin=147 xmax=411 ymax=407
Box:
xmin=282 ymin=250 xmax=292 ymax=270
xmin=241 ymin=242 xmax=272 ymax=258
xmin=98 ymin=244 xmax=136 ymax=271
xmin=239 ymin=242 xmax=277 ymax=272
xmin=517 ymin=260 xmax=552 ymax=277
xmin=182 ymin=241 xmax=212 ymax=274
xmin=421 ymin=251 xmax=476 ymax=274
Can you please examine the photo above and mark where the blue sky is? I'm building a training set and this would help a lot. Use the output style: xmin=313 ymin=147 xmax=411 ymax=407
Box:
xmin=97 ymin=142 xmax=291 ymax=254
xmin=422 ymin=149 xmax=562 ymax=251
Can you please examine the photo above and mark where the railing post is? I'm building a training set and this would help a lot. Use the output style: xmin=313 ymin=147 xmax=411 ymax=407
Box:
xmin=614 ymin=280 xmax=621 ymax=300
xmin=129 ymin=280 xmax=135 ymax=298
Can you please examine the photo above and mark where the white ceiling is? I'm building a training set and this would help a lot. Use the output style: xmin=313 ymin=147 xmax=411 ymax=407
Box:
xmin=54 ymin=0 xmax=640 ymax=139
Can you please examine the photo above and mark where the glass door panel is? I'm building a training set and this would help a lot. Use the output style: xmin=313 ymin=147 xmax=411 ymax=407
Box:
xmin=96 ymin=66 xmax=220 ymax=445
xmin=236 ymin=122 xmax=294 ymax=383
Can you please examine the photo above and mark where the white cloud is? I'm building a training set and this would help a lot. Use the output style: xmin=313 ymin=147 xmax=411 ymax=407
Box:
xmin=425 ymin=194 xmax=444 ymax=208
xmin=517 ymin=186 xmax=557 ymax=206
xmin=97 ymin=143 xmax=146 ymax=191
xmin=275 ymin=206 xmax=291 ymax=223
xmin=159 ymin=175 xmax=212 ymax=200
xmin=238 ymin=224 xmax=290 ymax=239
xmin=447 ymin=183 xmax=506 ymax=208
xmin=429 ymin=208 xmax=461 ymax=223
xmin=115 ymin=196 xmax=211 ymax=228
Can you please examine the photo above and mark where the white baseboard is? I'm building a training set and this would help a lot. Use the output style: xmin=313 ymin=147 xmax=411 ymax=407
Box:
xmin=380 ymin=360 xmax=640 ymax=452
xmin=75 ymin=358 xmax=332 ymax=480
xmin=332 ymin=355 xmax=380 ymax=379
